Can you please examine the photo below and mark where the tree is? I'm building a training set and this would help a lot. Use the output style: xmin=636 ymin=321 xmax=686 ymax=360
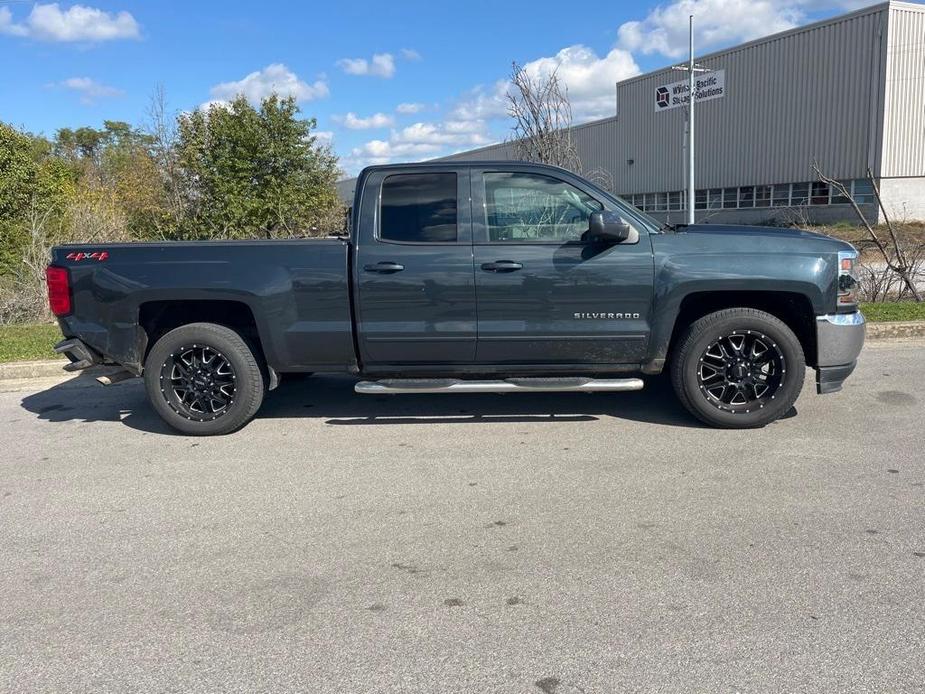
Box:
xmin=176 ymin=95 xmax=341 ymax=239
xmin=0 ymin=123 xmax=75 ymax=276
xmin=506 ymin=62 xmax=581 ymax=173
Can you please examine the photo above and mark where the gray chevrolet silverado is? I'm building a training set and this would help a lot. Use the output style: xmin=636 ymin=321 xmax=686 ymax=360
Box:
xmin=47 ymin=161 xmax=865 ymax=435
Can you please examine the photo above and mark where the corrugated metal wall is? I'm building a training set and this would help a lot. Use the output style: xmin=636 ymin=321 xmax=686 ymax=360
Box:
xmin=615 ymin=4 xmax=889 ymax=194
xmin=881 ymin=2 xmax=925 ymax=177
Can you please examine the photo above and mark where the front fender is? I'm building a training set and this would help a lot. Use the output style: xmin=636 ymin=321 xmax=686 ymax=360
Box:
xmin=647 ymin=251 xmax=835 ymax=367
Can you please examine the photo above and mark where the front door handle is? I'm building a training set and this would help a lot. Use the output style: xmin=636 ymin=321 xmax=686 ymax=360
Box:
xmin=481 ymin=260 xmax=523 ymax=273
xmin=364 ymin=261 xmax=405 ymax=273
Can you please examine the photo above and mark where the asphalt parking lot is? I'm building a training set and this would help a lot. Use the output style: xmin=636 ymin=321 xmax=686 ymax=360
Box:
xmin=1 ymin=339 xmax=923 ymax=693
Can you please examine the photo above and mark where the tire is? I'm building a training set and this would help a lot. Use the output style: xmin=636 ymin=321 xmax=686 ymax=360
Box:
xmin=143 ymin=322 xmax=264 ymax=436
xmin=670 ymin=308 xmax=805 ymax=428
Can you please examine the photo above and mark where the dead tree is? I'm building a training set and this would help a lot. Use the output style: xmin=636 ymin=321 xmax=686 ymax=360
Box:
xmin=507 ymin=62 xmax=581 ymax=173
xmin=812 ymin=163 xmax=921 ymax=302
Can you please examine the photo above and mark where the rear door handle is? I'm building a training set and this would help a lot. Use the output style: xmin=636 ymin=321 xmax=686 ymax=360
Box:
xmin=481 ymin=260 xmax=523 ymax=273
xmin=363 ymin=262 xmax=405 ymax=273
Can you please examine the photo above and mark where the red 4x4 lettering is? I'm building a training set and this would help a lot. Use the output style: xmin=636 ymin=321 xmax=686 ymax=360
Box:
xmin=66 ymin=251 xmax=109 ymax=262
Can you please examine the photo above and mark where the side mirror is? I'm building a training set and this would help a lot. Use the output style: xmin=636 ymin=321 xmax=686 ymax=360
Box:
xmin=587 ymin=211 xmax=631 ymax=243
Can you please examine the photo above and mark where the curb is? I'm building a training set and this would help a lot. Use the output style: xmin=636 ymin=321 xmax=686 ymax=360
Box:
xmin=0 ymin=359 xmax=68 ymax=380
xmin=865 ymin=320 xmax=925 ymax=340
xmin=1 ymin=321 xmax=923 ymax=383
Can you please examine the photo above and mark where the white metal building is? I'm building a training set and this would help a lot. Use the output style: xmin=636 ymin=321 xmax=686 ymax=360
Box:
xmin=339 ymin=1 xmax=925 ymax=225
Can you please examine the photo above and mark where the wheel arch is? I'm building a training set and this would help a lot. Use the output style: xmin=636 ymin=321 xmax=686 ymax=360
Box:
xmin=138 ymin=299 xmax=268 ymax=369
xmin=665 ymin=291 xmax=818 ymax=368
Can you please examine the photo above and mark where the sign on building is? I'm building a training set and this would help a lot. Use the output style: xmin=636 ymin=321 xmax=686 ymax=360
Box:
xmin=655 ymin=69 xmax=725 ymax=112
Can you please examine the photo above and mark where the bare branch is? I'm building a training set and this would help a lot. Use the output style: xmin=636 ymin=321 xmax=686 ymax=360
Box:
xmin=506 ymin=62 xmax=581 ymax=173
xmin=812 ymin=161 xmax=921 ymax=301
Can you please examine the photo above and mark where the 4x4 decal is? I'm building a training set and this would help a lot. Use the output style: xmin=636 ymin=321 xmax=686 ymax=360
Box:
xmin=66 ymin=251 xmax=109 ymax=262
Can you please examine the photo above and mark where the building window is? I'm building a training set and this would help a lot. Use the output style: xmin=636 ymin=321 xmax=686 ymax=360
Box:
xmin=852 ymin=179 xmax=875 ymax=205
xmin=831 ymin=180 xmax=852 ymax=205
xmin=709 ymin=189 xmax=722 ymax=209
xmin=755 ymin=185 xmax=771 ymax=208
xmin=669 ymin=191 xmax=683 ymax=211
xmin=695 ymin=189 xmax=708 ymax=210
xmin=811 ymin=181 xmax=830 ymax=205
xmin=791 ymin=182 xmax=810 ymax=206
xmin=380 ymin=173 xmax=457 ymax=243
xmin=772 ymin=184 xmax=790 ymax=207
xmin=723 ymin=188 xmax=738 ymax=208
xmin=644 ymin=193 xmax=655 ymax=212
xmin=739 ymin=186 xmax=755 ymax=208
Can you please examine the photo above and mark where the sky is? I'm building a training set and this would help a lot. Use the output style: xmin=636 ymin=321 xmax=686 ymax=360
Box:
xmin=0 ymin=0 xmax=890 ymax=175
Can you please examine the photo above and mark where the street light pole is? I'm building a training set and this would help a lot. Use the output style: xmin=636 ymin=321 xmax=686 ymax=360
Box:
xmin=672 ymin=16 xmax=708 ymax=225
xmin=687 ymin=14 xmax=695 ymax=226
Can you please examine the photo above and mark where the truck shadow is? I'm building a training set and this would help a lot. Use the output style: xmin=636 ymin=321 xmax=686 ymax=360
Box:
xmin=264 ymin=374 xmax=702 ymax=428
xmin=19 ymin=372 xmax=707 ymax=434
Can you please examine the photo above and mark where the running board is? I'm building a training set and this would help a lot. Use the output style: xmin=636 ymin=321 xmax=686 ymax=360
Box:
xmin=354 ymin=377 xmax=644 ymax=395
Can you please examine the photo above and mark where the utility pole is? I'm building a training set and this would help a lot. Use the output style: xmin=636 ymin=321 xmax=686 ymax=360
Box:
xmin=672 ymin=16 xmax=708 ymax=225
xmin=687 ymin=15 xmax=695 ymax=226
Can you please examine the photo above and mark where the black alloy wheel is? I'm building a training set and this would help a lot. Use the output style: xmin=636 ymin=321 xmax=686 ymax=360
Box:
xmin=696 ymin=330 xmax=785 ymax=414
xmin=159 ymin=344 xmax=237 ymax=422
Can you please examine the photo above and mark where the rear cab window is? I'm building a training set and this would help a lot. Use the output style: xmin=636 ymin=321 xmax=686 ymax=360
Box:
xmin=380 ymin=173 xmax=457 ymax=243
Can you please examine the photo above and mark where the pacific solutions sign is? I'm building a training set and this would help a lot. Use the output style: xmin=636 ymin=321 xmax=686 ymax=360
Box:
xmin=655 ymin=69 xmax=725 ymax=112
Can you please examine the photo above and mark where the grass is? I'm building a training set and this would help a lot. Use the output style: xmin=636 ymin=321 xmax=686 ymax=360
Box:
xmin=0 ymin=323 xmax=63 ymax=363
xmin=1 ymin=304 xmax=923 ymax=364
xmin=859 ymin=301 xmax=925 ymax=322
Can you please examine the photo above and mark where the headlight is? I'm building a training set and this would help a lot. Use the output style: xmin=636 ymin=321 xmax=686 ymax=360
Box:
xmin=837 ymin=250 xmax=859 ymax=308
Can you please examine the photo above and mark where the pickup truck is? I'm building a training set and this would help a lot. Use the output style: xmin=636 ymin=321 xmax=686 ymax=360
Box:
xmin=47 ymin=161 xmax=865 ymax=435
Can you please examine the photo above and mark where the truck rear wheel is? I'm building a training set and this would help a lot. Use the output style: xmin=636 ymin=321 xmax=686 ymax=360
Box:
xmin=670 ymin=308 xmax=805 ymax=428
xmin=143 ymin=322 xmax=264 ymax=436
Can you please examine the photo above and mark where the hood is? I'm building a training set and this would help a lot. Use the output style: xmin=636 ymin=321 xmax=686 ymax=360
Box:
xmin=675 ymin=223 xmax=856 ymax=253
xmin=680 ymin=223 xmax=832 ymax=241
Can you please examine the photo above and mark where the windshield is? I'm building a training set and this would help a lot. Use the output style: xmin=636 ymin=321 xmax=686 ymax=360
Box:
xmin=572 ymin=177 xmax=664 ymax=234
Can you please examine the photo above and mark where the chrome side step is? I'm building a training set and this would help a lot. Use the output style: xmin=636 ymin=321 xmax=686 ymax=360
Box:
xmin=354 ymin=377 xmax=644 ymax=395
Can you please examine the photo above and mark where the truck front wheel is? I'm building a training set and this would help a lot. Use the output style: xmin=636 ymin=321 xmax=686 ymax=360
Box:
xmin=670 ymin=308 xmax=805 ymax=428
xmin=143 ymin=322 xmax=265 ymax=436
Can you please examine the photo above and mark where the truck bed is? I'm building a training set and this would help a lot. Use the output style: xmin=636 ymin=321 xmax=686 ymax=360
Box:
xmin=51 ymin=238 xmax=356 ymax=374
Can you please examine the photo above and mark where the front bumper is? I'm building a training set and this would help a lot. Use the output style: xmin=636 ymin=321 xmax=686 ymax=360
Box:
xmin=815 ymin=311 xmax=865 ymax=394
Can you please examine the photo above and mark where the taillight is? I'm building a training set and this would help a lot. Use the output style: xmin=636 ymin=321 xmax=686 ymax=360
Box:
xmin=46 ymin=266 xmax=71 ymax=316
xmin=837 ymin=250 xmax=859 ymax=309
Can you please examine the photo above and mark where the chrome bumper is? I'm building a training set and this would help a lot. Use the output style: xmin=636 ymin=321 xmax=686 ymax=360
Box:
xmin=815 ymin=311 xmax=865 ymax=394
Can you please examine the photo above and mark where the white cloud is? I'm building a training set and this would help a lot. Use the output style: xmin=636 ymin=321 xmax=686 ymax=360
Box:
xmin=0 ymin=3 xmax=140 ymax=42
xmin=451 ymin=80 xmax=510 ymax=122
xmin=336 ymin=53 xmax=395 ymax=78
xmin=313 ymin=130 xmax=334 ymax=145
xmin=449 ymin=45 xmax=639 ymax=126
xmin=337 ymin=112 xmax=395 ymax=129
xmin=400 ymin=48 xmax=422 ymax=61
xmin=396 ymin=102 xmax=426 ymax=114
xmin=347 ymin=120 xmax=493 ymax=170
xmin=208 ymin=64 xmax=329 ymax=106
xmin=517 ymin=45 xmax=640 ymax=121
xmin=52 ymin=76 xmax=123 ymax=104
xmin=615 ymin=0 xmax=853 ymax=59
